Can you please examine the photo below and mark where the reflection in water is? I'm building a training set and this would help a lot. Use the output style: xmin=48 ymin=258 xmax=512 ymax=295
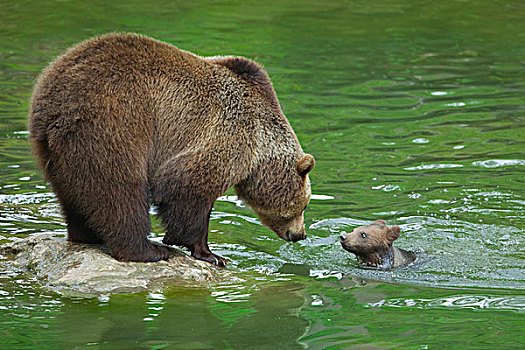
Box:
xmin=0 ymin=276 xmax=310 ymax=349
xmin=300 ymin=279 xmax=525 ymax=348
xmin=47 ymin=284 xmax=308 ymax=349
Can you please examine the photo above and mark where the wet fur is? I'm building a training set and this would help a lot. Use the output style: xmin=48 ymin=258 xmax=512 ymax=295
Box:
xmin=29 ymin=33 xmax=313 ymax=265
xmin=340 ymin=220 xmax=415 ymax=269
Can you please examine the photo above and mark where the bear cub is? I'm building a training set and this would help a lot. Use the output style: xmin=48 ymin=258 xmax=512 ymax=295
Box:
xmin=340 ymin=220 xmax=415 ymax=269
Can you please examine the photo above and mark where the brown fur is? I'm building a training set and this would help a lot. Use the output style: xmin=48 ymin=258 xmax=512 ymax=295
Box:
xmin=29 ymin=33 xmax=314 ymax=266
xmin=340 ymin=220 xmax=415 ymax=269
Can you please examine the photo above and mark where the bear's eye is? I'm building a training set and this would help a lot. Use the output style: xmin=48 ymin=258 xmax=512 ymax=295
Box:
xmin=360 ymin=232 xmax=367 ymax=239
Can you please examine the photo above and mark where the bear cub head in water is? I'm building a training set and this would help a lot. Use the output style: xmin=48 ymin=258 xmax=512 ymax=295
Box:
xmin=340 ymin=220 xmax=415 ymax=269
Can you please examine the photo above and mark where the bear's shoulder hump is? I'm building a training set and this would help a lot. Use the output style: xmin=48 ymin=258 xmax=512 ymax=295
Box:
xmin=208 ymin=56 xmax=270 ymax=86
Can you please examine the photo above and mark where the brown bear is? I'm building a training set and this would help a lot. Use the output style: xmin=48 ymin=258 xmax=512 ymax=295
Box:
xmin=29 ymin=33 xmax=314 ymax=266
xmin=340 ymin=220 xmax=415 ymax=268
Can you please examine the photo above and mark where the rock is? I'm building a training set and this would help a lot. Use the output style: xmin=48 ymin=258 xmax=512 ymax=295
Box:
xmin=0 ymin=234 xmax=220 ymax=297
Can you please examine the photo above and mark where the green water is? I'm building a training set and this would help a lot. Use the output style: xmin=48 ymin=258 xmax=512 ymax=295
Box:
xmin=1 ymin=0 xmax=524 ymax=348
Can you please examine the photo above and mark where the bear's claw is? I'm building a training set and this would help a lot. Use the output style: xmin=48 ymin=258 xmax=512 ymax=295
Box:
xmin=192 ymin=251 xmax=228 ymax=267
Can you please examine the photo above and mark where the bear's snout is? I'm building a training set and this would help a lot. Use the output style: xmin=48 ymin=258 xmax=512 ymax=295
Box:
xmin=286 ymin=229 xmax=306 ymax=242
xmin=340 ymin=233 xmax=358 ymax=253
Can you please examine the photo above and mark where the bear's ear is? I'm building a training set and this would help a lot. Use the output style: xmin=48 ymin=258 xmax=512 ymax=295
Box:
xmin=387 ymin=225 xmax=401 ymax=243
xmin=373 ymin=219 xmax=387 ymax=226
xmin=297 ymin=154 xmax=315 ymax=177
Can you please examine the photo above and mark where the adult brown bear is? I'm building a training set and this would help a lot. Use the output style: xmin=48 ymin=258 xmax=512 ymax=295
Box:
xmin=29 ymin=33 xmax=314 ymax=266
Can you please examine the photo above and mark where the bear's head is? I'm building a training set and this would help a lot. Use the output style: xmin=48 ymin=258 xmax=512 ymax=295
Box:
xmin=211 ymin=55 xmax=315 ymax=242
xmin=340 ymin=220 xmax=400 ymax=265
xmin=236 ymin=154 xmax=314 ymax=242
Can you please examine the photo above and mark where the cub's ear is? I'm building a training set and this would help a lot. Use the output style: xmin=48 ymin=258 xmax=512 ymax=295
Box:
xmin=297 ymin=154 xmax=315 ymax=176
xmin=387 ymin=225 xmax=401 ymax=243
xmin=373 ymin=219 xmax=387 ymax=226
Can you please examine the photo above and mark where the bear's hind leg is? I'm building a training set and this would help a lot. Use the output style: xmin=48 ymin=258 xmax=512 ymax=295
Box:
xmin=88 ymin=187 xmax=172 ymax=263
xmin=107 ymin=202 xmax=171 ymax=263
xmin=53 ymin=187 xmax=103 ymax=244
xmin=63 ymin=207 xmax=103 ymax=244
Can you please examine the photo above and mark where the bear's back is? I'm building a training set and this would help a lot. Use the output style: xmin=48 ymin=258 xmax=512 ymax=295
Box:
xmin=30 ymin=34 xmax=217 ymax=138
xmin=29 ymin=33 xmax=297 ymax=180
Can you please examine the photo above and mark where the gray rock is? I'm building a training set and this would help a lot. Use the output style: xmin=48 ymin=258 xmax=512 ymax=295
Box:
xmin=0 ymin=233 xmax=220 ymax=297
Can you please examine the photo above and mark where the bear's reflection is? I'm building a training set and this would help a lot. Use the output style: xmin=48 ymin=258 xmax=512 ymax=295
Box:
xmin=53 ymin=283 xmax=308 ymax=349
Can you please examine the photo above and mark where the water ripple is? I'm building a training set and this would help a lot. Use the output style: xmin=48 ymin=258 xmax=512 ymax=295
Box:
xmin=473 ymin=159 xmax=525 ymax=168
xmin=368 ymin=294 xmax=525 ymax=311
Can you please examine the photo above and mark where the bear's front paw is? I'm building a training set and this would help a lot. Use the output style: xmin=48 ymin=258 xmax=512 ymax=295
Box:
xmin=192 ymin=251 xmax=228 ymax=267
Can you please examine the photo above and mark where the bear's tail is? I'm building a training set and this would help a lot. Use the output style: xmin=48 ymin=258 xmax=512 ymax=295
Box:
xmin=28 ymin=111 xmax=53 ymax=182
